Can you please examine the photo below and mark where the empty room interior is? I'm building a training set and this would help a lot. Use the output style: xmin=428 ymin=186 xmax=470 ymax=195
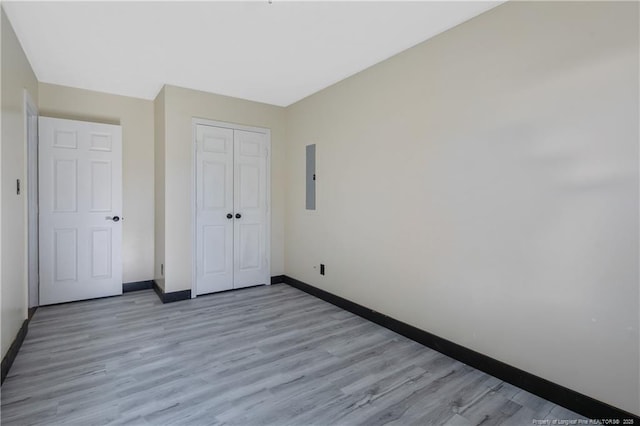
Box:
xmin=1 ymin=0 xmax=639 ymax=424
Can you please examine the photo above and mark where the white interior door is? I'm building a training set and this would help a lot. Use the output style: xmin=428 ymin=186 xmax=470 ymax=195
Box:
xmin=39 ymin=117 xmax=122 ymax=305
xmin=195 ymin=123 xmax=270 ymax=296
xmin=196 ymin=125 xmax=234 ymax=295
xmin=233 ymin=130 xmax=269 ymax=288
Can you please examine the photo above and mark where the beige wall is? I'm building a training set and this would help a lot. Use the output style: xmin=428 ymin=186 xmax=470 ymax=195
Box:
xmin=38 ymin=83 xmax=155 ymax=284
xmin=161 ymin=85 xmax=286 ymax=292
xmin=154 ymin=87 xmax=165 ymax=290
xmin=1 ymin=8 xmax=38 ymax=358
xmin=285 ymin=1 xmax=639 ymax=415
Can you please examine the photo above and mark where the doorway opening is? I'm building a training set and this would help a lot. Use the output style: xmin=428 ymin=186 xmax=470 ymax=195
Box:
xmin=25 ymin=90 xmax=38 ymax=309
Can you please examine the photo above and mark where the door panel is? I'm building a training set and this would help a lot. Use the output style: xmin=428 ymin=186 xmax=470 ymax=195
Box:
xmin=239 ymin=164 xmax=260 ymax=208
xmin=90 ymin=228 xmax=112 ymax=278
xmin=196 ymin=125 xmax=234 ymax=294
xmin=89 ymin=132 xmax=112 ymax=151
xmin=39 ymin=117 xmax=122 ymax=305
xmin=233 ymin=130 xmax=268 ymax=289
xmin=238 ymin=223 xmax=260 ymax=270
xmin=239 ymin=139 xmax=261 ymax=157
xmin=202 ymin=134 xmax=227 ymax=153
xmin=90 ymin=160 xmax=112 ymax=211
xmin=53 ymin=129 xmax=77 ymax=149
xmin=202 ymin=161 xmax=227 ymax=210
xmin=203 ymin=225 xmax=227 ymax=274
xmin=54 ymin=228 xmax=77 ymax=281
xmin=54 ymin=159 xmax=77 ymax=212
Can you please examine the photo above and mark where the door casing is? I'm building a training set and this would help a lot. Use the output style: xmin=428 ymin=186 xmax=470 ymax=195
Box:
xmin=25 ymin=90 xmax=39 ymax=308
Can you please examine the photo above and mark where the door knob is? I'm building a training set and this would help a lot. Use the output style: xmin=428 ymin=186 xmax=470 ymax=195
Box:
xmin=235 ymin=213 xmax=242 ymax=219
xmin=226 ymin=213 xmax=233 ymax=219
xmin=107 ymin=216 xmax=120 ymax=222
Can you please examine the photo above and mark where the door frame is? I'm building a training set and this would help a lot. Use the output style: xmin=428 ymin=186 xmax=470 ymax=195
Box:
xmin=24 ymin=89 xmax=39 ymax=308
xmin=191 ymin=117 xmax=271 ymax=299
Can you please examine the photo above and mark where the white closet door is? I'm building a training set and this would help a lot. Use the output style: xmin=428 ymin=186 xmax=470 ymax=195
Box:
xmin=195 ymin=123 xmax=270 ymax=296
xmin=196 ymin=125 xmax=235 ymax=295
xmin=233 ymin=130 xmax=269 ymax=288
xmin=39 ymin=117 xmax=122 ymax=305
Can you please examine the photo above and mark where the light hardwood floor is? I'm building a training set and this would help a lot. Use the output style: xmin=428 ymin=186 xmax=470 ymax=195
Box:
xmin=1 ymin=284 xmax=583 ymax=425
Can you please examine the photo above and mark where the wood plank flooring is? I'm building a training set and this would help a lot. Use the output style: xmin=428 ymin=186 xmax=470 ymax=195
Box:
xmin=1 ymin=284 xmax=584 ymax=425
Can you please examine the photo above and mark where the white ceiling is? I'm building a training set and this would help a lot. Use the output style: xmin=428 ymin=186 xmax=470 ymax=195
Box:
xmin=3 ymin=1 xmax=502 ymax=107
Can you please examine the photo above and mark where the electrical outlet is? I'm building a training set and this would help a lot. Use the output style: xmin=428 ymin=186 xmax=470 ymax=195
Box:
xmin=320 ymin=264 xmax=325 ymax=275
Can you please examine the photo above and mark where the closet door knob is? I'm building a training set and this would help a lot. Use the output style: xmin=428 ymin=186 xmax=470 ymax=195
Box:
xmin=226 ymin=213 xmax=233 ymax=219
xmin=235 ymin=213 xmax=242 ymax=219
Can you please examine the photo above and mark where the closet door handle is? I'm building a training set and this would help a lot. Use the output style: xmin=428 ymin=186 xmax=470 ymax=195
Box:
xmin=226 ymin=213 xmax=233 ymax=219
xmin=235 ymin=213 xmax=242 ymax=219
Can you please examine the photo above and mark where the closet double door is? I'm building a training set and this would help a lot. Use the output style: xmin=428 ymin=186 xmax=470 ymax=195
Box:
xmin=195 ymin=123 xmax=270 ymax=295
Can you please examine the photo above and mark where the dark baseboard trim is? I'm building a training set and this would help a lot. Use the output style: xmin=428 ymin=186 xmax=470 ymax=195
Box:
xmin=123 ymin=280 xmax=154 ymax=293
xmin=283 ymin=275 xmax=639 ymax=421
xmin=152 ymin=280 xmax=163 ymax=300
xmin=152 ymin=280 xmax=191 ymax=304
xmin=162 ymin=290 xmax=191 ymax=303
xmin=28 ymin=307 xmax=37 ymax=320
xmin=1 ymin=318 xmax=30 ymax=385
xmin=270 ymin=275 xmax=285 ymax=284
